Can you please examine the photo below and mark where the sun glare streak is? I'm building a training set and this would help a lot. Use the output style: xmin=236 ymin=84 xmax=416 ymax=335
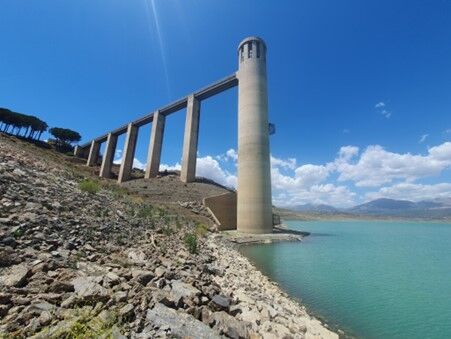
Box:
xmin=144 ymin=0 xmax=171 ymax=100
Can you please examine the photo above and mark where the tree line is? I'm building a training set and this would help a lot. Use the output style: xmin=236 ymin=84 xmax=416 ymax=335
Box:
xmin=0 ymin=108 xmax=48 ymax=140
xmin=0 ymin=107 xmax=81 ymax=151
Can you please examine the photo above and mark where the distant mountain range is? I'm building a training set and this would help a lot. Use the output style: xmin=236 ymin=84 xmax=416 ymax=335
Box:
xmin=290 ymin=198 xmax=451 ymax=219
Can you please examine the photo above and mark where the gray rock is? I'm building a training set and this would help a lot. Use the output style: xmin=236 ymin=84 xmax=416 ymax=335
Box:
xmin=0 ymin=293 xmax=12 ymax=305
xmin=72 ymin=276 xmax=109 ymax=303
xmin=111 ymin=325 xmax=126 ymax=339
xmin=38 ymin=311 xmax=52 ymax=326
xmin=170 ymin=280 xmax=201 ymax=307
xmin=0 ymin=264 xmax=30 ymax=287
xmin=0 ymin=304 xmax=11 ymax=317
xmin=131 ymin=270 xmax=154 ymax=286
xmin=145 ymin=303 xmax=220 ymax=339
xmin=1 ymin=237 xmax=17 ymax=248
xmin=104 ymin=272 xmax=120 ymax=287
xmin=210 ymin=294 xmax=231 ymax=311
xmin=209 ymin=311 xmax=249 ymax=339
xmin=47 ymin=281 xmax=74 ymax=293
xmin=204 ymin=264 xmax=224 ymax=277
xmin=60 ymin=295 xmax=77 ymax=308
xmin=119 ymin=303 xmax=135 ymax=322
xmin=114 ymin=291 xmax=128 ymax=303
xmin=127 ymin=249 xmax=147 ymax=264
xmin=154 ymin=266 xmax=166 ymax=278
xmin=13 ymin=168 xmax=26 ymax=176
xmin=26 ymin=301 xmax=56 ymax=317
xmin=230 ymin=304 xmax=243 ymax=316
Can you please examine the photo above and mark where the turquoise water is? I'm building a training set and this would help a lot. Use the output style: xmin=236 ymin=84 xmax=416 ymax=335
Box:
xmin=240 ymin=220 xmax=451 ymax=339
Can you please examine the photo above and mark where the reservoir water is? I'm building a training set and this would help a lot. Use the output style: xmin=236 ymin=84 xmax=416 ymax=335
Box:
xmin=240 ymin=220 xmax=451 ymax=339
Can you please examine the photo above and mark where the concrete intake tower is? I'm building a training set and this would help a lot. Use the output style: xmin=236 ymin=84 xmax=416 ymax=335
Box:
xmin=237 ymin=37 xmax=273 ymax=234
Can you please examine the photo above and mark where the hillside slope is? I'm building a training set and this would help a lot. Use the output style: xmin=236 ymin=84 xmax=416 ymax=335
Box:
xmin=0 ymin=134 xmax=337 ymax=338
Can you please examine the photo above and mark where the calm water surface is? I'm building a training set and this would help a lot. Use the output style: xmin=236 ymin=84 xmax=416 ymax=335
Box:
xmin=240 ymin=220 xmax=451 ymax=339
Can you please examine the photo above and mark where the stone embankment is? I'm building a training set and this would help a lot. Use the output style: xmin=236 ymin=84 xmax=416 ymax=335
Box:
xmin=0 ymin=135 xmax=337 ymax=338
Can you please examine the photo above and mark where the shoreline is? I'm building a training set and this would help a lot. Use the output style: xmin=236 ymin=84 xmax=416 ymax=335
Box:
xmin=209 ymin=232 xmax=339 ymax=338
xmin=280 ymin=215 xmax=451 ymax=224
xmin=231 ymin=232 xmax=352 ymax=339
xmin=276 ymin=207 xmax=451 ymax=224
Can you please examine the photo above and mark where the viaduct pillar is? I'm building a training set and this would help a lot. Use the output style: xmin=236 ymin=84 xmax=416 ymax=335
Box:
xmin=181 ymin=95 xmax=200 ymax=183
xmin=87 ymin=140 xmax=100 ymax=167
xmin=236 ymin=36 xmax=273 ymax=234
xmin=145 ymin=111 xmax=165 ymax=179
xmin=99 ymin=133 xmax=118 ymax=178
xmin=118 ymin=123 xmax=138 ymax=183
xmin=74 ymin=145 xmax=83 ymax=158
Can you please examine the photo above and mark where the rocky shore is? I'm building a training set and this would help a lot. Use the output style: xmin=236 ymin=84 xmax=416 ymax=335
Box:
xmin=0 ymin=134 xmax=337 ymax=338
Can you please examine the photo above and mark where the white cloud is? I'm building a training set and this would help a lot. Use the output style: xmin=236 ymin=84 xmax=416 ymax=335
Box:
xmin=381 ymin=110 xmax=391 ymax=119
xmin=271 ymin=155 xmax=297 ymax=170
xmin=133 ymin=158 xmax=146 ymax=170
xmin=226 ymin=149 xmax=238 ymax=161
xmin=159 ymin=156 xmax=236 ymax=188
xmin=271 ymin=164 xmax=330 ymax=191
xmin=159 ymin=162 xmax=181 ymax=171
xmin=419 ymin=134 xmax=429 ymax=144
xmin=375 ymin=101 xmax=391 ymax=118
xmin=196 ymin=156 xmax=236 ymax=188
xmin=111 ymin=142 xmax=451 ymax=207
xmin=338 ymin=145 xmax=359 ymax=161
xmin=366 ymin=182 xmax=451 ymax=202
xmin=216 ymin=148 xmax=238 ymax=162
xmin=335 ymin=142 xmax=451 ymax=187
xmin=273 ymin=183 xmax=356 ymax=208
xmin=113 ymin=154 xmax=146 ymax=170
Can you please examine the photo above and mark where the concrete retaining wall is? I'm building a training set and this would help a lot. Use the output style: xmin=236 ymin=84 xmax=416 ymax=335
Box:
xmin=203 ymin=192 xmax=237 ymax=231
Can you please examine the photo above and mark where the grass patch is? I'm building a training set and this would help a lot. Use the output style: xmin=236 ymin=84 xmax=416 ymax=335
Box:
xmin=184 ymin=233 xmax=198 ymax=254
xmin=111 ymin=186 xmax=128 ymax=199
xmin=34 ymin=307 xmax=121 ymax=339
xmin=137 ymin=204 xmax=154 ymax=219
xmin=79 ymin=179 xmax=100 ymax=194
xmin=195 ymin=223 xmax=208 ymax=237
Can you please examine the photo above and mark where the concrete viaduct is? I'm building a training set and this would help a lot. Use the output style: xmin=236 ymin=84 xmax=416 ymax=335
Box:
xmin=74 ymin=36 xmax=273 ymax=234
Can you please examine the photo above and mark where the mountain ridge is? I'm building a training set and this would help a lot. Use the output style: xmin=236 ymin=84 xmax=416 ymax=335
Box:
xmin=286 ymin=198 xmax=451 ymax=219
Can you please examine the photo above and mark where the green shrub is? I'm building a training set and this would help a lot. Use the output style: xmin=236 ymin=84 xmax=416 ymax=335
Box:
xmin=13 ymin=227 xmax=24 ymax=238
xmin=195 ymin=223 xmax=208 ymax=237
xmin=79 ymin=179 xmax=100 ymax=194
xmin=184 ymin=233 xmax=198 ymax=254
xmin=137 ymin=204 xmax=153 ymax=219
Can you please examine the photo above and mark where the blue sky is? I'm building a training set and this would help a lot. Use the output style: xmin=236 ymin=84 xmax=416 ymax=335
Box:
xmin=1 ymin=0 xmax=450 ymax=207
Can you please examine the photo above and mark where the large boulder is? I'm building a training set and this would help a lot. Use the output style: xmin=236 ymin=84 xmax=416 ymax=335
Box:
xmin=0 ymin=264 xmax=31 ymax=287
xmin=209 ymin=311 xmax=250 ymax=339
xmin=169 ymin=280 xmax=201 ymax=307
xmin=145 ymin=303 xmax=220 ymax=339
xmin=210 ymin=294 xmax=231 ymax=311
xmin=131 ymin=269 xmax=154 ymax=286
xmin=72 ymin=276 xmax=109 ymax=303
